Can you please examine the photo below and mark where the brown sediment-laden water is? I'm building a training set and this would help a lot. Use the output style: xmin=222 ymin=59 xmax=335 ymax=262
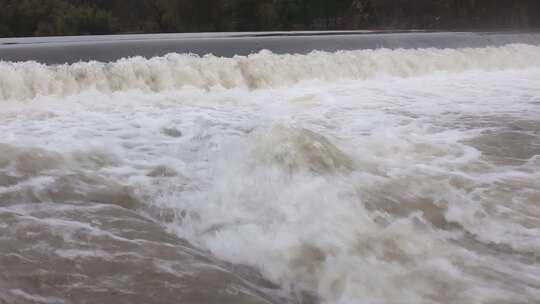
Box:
xmin=1 ymin=44 xmax=540 ymax=304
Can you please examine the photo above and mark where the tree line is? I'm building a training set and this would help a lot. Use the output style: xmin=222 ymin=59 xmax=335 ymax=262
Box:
xmin=1 ymin=0 xmax=539 ymax=37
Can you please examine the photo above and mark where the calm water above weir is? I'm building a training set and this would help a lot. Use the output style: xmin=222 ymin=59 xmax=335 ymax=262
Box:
xmin=1 ymin=39 xmax=540 ymax=304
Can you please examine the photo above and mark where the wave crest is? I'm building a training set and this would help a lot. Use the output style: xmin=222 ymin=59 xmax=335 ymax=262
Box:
xmin=1 ymin=44 xmax=540 ymax=100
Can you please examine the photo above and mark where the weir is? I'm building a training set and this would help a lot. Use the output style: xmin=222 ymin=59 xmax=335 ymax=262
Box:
xmin=2 ymin=30 xmax=540 ymax=304
xmin=1 ymin=31 xmax=540 ymax=64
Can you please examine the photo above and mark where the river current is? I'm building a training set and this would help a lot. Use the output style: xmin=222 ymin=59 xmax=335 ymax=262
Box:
xmin=1 ymin=45 xmax=540 ymax=304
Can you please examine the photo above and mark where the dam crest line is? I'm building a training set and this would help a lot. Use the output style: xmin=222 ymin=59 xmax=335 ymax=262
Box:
xmin=1 ymin=31 xmax=540 ymax=64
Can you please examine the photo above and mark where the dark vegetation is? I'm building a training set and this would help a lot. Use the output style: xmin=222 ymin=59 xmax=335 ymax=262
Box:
xmin=0 ymin=0 xmax=539 ymax=37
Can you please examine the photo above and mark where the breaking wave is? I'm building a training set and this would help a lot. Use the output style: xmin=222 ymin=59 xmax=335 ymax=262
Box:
xmin=1 ymin=44 xmax=540 ymax=100
xmin=2 ymin=42 xmax=540 ymax=304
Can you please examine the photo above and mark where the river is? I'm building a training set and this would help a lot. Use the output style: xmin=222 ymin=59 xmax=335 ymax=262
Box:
xmin=1 ymin=39 xmax=540 ymax=304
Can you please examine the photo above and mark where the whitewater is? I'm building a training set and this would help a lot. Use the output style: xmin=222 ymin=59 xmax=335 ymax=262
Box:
xmin=1 ymin=44 xmax=540 ymax=304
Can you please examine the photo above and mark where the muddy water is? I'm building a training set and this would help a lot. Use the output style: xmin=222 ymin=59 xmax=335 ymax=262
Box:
xmin=1 ymin=46 xmax=540 ymax=304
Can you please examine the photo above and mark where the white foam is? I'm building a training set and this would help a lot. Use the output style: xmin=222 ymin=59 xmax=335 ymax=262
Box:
xmin=1 ymin=48 xmax=540 ymax=303
xmin=1 ymin=44 xmax=540 ymax=100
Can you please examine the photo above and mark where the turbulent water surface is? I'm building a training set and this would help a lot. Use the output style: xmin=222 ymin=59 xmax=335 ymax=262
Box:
xmin=1 ymin=45 xmax=540 ymax=304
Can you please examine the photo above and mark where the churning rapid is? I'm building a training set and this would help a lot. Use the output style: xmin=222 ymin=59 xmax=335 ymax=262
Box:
xmin=1 ymin=44 xmax=540 ymax=304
